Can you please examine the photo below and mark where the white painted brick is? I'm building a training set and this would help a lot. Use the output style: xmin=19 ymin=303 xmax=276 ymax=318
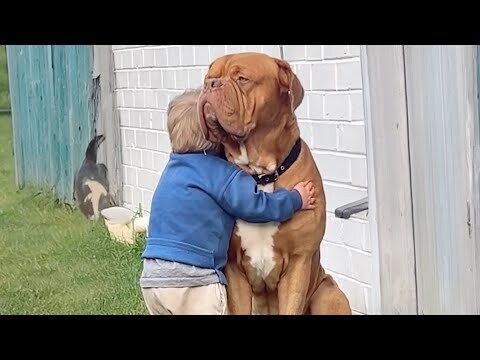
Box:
xmin=325 ymin=93 xmax=349 ymax=121
xmin=157 ymin=132 xmax=171 ymax=153
xmin=153 ymin=152 xmax=168 ymax=172
xmin=142 ymin=150 xmax=154 ymax=170
xmin=131 ymin=187 xmax=143 ymax=207
xmin=116 ymin=72 xmax=128 ymax=88
xmin=321 ymin=242 xmax=352 ymax=277
xmin=112 ymin=45 xmax=132 ymax=50
xmin=116 ymin=91 xmax=124 ymax=107
xmin=210 ymin=45 xmax=226 ymax=61
xmin=261 ymin=45 xmax=281 ymax=58
xmin=132 ymin=49 xmax=143 ymax=68
xmin=131 ymin=148 xmax=142 ymax=166
xmin=225 ymin=45 xmax=244 ymax=54
xmin=200 ymin=67 xmax=209 ymax=80
xmin=244 ymin=45 xmax=262 ymax=52
xmin=130 ymin=110 xmax=141 ymax=128
xmin=156 ymin=91 xmax=169 ymax=110
xmin=167 ymin=47 xmax=180 ymax=67
xmin=313 ymin=153 xmax=351 ymax=183
xmin=139 ymin=71 xmax=151 ymax=88
xmin=351 ymin=157 xmax=367 ymax=187
xmin=283 ymin=45 xmax=306 ymax=61
xmin=188 ymin=69 xmax=204 ymax=88
xmin=122 ymin=128 xmax=135 ymax=147
xmin=175 ymin=69 xmax=188 ymax=89
xmin=140 ymin=111 xmax=152 ymax=128
xmin=151 ymin=70 xmax=162 ymax=88
xmin=121 ymin=51 xmax=133 ymax=69
xmin=136 ymin=130 xmax=147 ymax=148
xmin=306 ymin=45 xmax=322 ymax=60
xmin=121 ymin=148 xmax=132 ymax=166
xmin=180 ymin=46 xmax=194 ymax=66
xmin=350 ymin=92 xmax=364 ymax=121
xmin=307 ymin=93 xmax=323 ymax=120
xmin=311 ymin=63 xmax=336 ymax=90
xmin=124 ymin=166 xmax=137 ymax=186
xmin=323 ymin=183 xmax=367 ymax=213
xmin=144 ymin=49 xmax=155 ymax=67
xmin=119 ymin=110 xmax=129 ymax=126
xmin=145 ymin=91 xmax=156 ymax=109
xmin=324 ymin=215 xmax=344 ymax=244
xmin=163 ymin=70 xmax=175 ymax=89
xmin=128 ymin=72 xmax=138 ymax=89
xmin=324 ymin=45 xmax=349 ymax=59
xmin=298 ymin=121 xmax=313 ymax=148
xmin=124 ymin=90 xmax=135 ymax=108
xmin=296 ymin=98 xmax=308 ymax=119
xmin=343 ymin=219 xmax=367 ymax=250
xmin=195 ymin=46 xmax=210 ymax=65
xmin=113 ymin=52 xmax=123 ymax=69
xmin=143 ymin=190 xmax=154 ymax=210
xmin=350 ymin=249 xmax=372 ymax=284
xmin=137 ymin=169 xmax=159 ymax=190
xmin=333 ymin=276 xmax=367 ymax=314
xmin=295 ymin=64 xmax=311 ymax=91
xmin=154 ymin=48 xmax=168 ymax=67
xmin=151 ymin=111 xmax=165 ymax=131
xmin=338 ymin=124 xmax=366 ymax=153
xmin=146 ymin=131 xmax=157 ymax=149
xmin=336 ymin=61 xmax=363 ymax=90
xmin=349 ymin=45 xmax=361 ymax=57
xmin=312 ymin=123 xmax=336 ymax=150
xmin=134 ymin=90 xmax=145 ymax=108
xmin=123 ymin=186 xmax=133 ymax=204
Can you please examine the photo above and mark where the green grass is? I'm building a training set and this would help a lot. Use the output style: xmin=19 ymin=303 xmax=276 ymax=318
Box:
xmin=0 ymin=114 xmax=148 ymax=314
xmin=0 ymin=45 xmax=9 ymax=108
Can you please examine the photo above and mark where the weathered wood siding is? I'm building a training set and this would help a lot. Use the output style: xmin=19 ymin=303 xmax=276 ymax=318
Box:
xmin=404 ymin=45 xmax=480 ymax=314
xmin=6 ymin=45 xmax=94 ymax=203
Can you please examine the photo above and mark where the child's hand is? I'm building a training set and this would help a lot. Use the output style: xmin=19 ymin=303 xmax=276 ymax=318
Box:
xmin=294 ymin=181 xmax=316 ymax=210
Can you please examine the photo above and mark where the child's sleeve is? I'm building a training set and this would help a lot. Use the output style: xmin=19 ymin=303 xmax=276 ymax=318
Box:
xmin=218 ymin=170 xmax=303 ymax=223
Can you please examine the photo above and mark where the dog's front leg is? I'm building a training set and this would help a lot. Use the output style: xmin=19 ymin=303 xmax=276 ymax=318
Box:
xmin=224 ymin=261 xmax=253 ymax=315
xmin=277 ymin=256 xmax=311 ymax=315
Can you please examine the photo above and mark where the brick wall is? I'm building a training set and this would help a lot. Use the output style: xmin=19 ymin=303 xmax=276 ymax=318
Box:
xmin=112 ymin=45 xmax=374 ymax=314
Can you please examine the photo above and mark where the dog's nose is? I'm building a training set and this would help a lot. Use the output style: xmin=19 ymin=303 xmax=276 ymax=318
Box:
xmin=205 ymin=78 xmax=224 ymax=90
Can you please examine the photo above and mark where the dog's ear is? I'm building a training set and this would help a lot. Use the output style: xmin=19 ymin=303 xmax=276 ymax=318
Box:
xmin=275 ymin=58 xmax=305 ymax=113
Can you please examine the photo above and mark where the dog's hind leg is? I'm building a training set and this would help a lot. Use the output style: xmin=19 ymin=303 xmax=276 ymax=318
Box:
xmin=307 ymin=274 xmax=352 ymax=315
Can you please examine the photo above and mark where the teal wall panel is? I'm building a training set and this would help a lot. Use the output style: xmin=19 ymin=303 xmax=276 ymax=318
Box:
xmin=6 ymin=45 xmax=94 ymax=203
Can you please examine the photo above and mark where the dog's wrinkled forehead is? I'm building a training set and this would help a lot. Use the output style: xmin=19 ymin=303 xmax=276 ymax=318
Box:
xmin=206 ymin=53 xmax=279 ymax=80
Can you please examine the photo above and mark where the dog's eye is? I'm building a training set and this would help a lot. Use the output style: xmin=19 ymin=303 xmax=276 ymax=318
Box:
xmin=237 ymin=76 xmax=249 ymax=82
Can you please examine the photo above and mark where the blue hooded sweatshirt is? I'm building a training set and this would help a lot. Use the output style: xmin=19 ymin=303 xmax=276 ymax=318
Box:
xmin=142 ymin=151 xmax=303 ymax=285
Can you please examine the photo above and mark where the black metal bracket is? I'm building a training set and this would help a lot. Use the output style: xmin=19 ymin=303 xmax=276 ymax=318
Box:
xmin=334 ymin=197 xmax=368 ymax=219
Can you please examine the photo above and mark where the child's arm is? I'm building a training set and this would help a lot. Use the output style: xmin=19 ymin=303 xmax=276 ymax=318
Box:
xmin=218 ymin=170 xmax=316 ymax=223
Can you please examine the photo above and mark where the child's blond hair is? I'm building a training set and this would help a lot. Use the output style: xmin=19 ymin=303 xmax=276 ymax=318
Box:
xmin=167 ymin=89 xmax=220 ymax=154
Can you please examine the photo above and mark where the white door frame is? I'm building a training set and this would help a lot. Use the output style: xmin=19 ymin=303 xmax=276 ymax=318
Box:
xmin=360 ymin=45 xmax=418 ymax=315
xmin=361 ymin=45 xmax=480 ymax=314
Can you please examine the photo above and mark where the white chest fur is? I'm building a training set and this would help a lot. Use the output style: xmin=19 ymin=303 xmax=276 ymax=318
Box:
xmin=235 ymin=182 xmax=280 ymax=280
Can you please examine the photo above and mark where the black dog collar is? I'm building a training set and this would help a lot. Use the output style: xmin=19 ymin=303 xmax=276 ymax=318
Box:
xmin=252 ymin=138 xmax=302 ymax=186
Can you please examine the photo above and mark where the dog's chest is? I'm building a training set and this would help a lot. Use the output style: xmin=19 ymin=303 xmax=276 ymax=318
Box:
xmin=235 ymin=183 xmax=280 ymax=280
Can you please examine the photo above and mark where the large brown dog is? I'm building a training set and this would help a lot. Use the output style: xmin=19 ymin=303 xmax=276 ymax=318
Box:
xmin=198 ymin=52 xmax=352 ymax=315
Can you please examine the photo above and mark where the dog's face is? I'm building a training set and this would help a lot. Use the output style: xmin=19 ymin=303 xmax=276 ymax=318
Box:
xmin=198 ymin=52 xmax=304 ymax=143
